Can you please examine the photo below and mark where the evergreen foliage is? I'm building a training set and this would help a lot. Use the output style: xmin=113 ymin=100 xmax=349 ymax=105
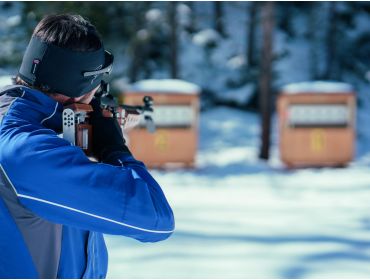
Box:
xmin=1 ymin=1 xmax=370 ymax=109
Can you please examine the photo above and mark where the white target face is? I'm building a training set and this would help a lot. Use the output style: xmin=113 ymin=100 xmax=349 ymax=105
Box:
xmin=139 ymin=105 xmax=195 ymax=127
xmin=287 ymin=104 xmax=351 ymax=127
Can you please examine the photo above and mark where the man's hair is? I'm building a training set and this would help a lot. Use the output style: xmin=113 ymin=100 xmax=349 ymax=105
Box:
xmin=16 ymin=14 xmax=103 ymax=93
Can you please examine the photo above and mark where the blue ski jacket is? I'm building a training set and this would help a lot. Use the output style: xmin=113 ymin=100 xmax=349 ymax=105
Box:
xmin=0 ymin=85 xmax=175 ymax=278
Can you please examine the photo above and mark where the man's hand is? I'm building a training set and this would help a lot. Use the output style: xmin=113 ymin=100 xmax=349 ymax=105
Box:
xmin=89 ymin=97 xmax=131 ymax=162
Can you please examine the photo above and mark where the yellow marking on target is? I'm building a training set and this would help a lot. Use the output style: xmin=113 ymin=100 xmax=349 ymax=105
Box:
xmin=154 ymin=131 xmax=169 ymax=152
xmin=310 ymin=129 xmax=326 ymax=153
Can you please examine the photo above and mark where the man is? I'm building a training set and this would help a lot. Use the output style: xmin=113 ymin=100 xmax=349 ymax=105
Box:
xmin=0 ymin=14 xmax=174 ymax=278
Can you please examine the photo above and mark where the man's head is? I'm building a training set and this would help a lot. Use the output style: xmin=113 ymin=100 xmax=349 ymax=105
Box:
xmin=17 ymin=14 xmax=113 ymax=104
xmin=32 ymin=14 xmax=102 ymax=52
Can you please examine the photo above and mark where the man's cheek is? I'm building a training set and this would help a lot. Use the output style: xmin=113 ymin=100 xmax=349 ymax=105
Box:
xmin=76 ymin=92 xmax=94 ymax=104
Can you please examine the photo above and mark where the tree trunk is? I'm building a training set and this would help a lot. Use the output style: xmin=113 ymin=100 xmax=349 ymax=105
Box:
xmin=308 ymin=3 xmax=319 ymax=80
xmin=259 ymin=1 xmax=275 ymax=160
xmin=323 ymin=2 xmax=337 ymax=79
xmin=246 ymin=2 xmax=257 ymax=68
xmin=169 ymin=2 xmax=178 ymax=79
xmin=186 ymin=1 xmax=197 ymax=33
xmin=128 ymin=4 xmax=144 ymax=82
xmin=214 ymin=2 xmax=226 ymax=37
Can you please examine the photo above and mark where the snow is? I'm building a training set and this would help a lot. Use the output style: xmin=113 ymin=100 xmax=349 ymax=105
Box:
xmin=0 ymin=2 xmax=22 ymax=32
xmin=136 ymin=29 xmax=149 ymax=41
xmin=226 ymin=54 xmax=246 ymax=70
xmin=176 ymin=3 xmax=192 ymax=28
xmin=0 ymin=75 xmax=13 ymax=88
xmin=6 ymin=15 xmax=21 ymax=28
xmin=366 ymin=71 xmax=370 ymax=82
xmin=217 ymin=83 xmax=256 ymax=104
xmin=145 ymin=9 xmax=163 ymax=24
xmin=105 ymin=105 xmax=370 ymax=278
xmin=0 ymin=2 xmax=27 ymax=75
xmin=192 ymin=28 xmax=221 ymax=47
xmin=128 ymin=79 xmax=200 ymax=95
xmin=274 ymin=32 xmax=313 ymax=88
xmin=282 ymin=81 xmax=355 ymax=94
xmin=353 ymin=83 xmax=370 ymax=160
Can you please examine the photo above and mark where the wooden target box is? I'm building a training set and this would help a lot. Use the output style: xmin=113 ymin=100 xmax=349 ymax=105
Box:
xmin=277 ymin=82 xmax=356 ymax=167
xmin=120 ymin=80 xmax=200 ymax=168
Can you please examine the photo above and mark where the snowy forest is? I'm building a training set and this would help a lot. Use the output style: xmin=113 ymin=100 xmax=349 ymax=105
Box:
xmin=2 ymin=2 xmax=370 ymax=108
xmin=2 ymin=1 xmax=370 ymax=278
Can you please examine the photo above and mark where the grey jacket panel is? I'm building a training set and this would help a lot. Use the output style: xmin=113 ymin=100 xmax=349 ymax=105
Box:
xmin=0 ymin=88 xmax=63 ymax=278
xmin=0 ymin=162 xmax=63 ymax=279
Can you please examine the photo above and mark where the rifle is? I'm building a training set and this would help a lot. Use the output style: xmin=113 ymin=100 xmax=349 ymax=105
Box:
xmin=62 ymin=81 xmax=155 ymax=156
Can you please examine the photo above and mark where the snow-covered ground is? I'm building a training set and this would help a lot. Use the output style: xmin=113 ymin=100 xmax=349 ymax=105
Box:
xmin=106 ymin=106 xmax=370 ymax=278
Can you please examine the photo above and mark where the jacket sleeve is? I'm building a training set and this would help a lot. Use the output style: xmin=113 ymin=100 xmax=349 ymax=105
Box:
xmin=0 ymin=124 xmax=175 ymax=242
